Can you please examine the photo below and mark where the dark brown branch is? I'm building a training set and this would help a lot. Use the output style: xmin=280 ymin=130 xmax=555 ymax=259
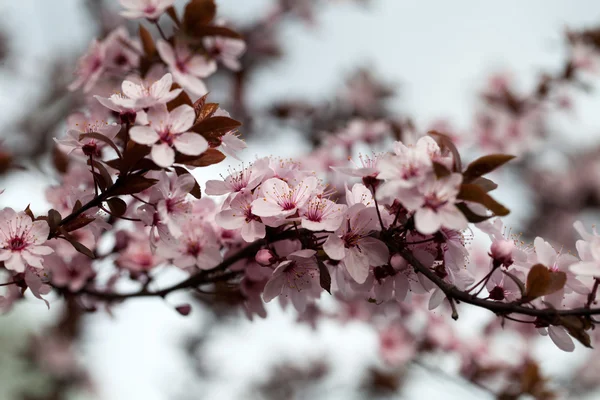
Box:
xmin=398 ymin=246 xmax=600 ymax=318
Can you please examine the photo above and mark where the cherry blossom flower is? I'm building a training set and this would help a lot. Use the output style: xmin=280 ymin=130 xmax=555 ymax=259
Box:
xmin=156 ymin=39 xmax=217 ymax=96
xmin=570 ymin=221 xmax=600 ymax=277
xmin=24 ymin=266 xmax=52 ymax=308
xmin=140 ymin=172 xmax=195 ymax=238
xmin=68 ymin=39 xmax=106 ymax=92
xmin=118 ymin=0 xmax=175 ymax=20
xmin=251 ymin=176 xmax=319 ymax=218
xmin=129 ymin=104 xmax=208 ymax=167
xmin=46 ymin=253 xmax=95 ymax=292
xmin=116 ymin=233 xmax=164 ymax=273
xmin=215 ymin=192 xmax=266 ymax=242
xmin=534 ymin=237 xmax=588 ymax=295
xmin=262 ymin=249 xmax=321 ymax=312
xmin=323 ymin=204 xmax=389 ymax=283
xmin=220 ymin=132 xmax=247 ymax=160
xmin=120 ymin=73 xmax=182 ymax=109
xmin=203 ymin=35 xmax=246 ymax=71
xmin=103 ymin=27 xmax=141 ymax=72
xmin=56 ymin=112 xmax=120 ymax=157
xmin=157 ymin=221 xmax=222 ymax=270
xmin=379 ymin=324 xmax=415 ymax=366
xmin=299 ymin=196 xmax=347 ymax=231
xmin=0 ymin=208 xmax=53 ymax=272
xmin=205 ymin=158 xmax=270 ymax=200
xmin=539 ymin=325 xmax=575 ymax=352
xmin=400 ymin=173 xmax=468 ymax=235
xmin=485 ymin=268 xmax=523 ymax=302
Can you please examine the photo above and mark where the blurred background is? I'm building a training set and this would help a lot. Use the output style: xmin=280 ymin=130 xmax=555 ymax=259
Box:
xmin=3 ymin=0 xmax=600 ymax=399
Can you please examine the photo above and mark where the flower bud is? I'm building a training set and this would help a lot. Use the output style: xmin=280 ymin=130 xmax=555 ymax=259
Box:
xmin=255 ymin=249 xmax=275 ymax=266
xmin=490 ymin=239 xmax=514 ymax=268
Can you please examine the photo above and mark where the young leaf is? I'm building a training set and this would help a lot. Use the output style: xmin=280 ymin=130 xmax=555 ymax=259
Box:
xmin=71 ymin=240 xmax=95 ymax=259
xmin=165 ymin=6 xmax=181 ymax=26
xmin=191 ymin=116 xmax=241 ymax=137
xmin=106 ymin=198 xmax=128 ymax=217
xmin=463 ymin=154 xmax=515 ymax=183
xmin=47 ymin=209 xmax=62 ymax=231
xmin=62 ymin=215 xmax=96 ymax=233
xmin=176 ymin=148 xmax=226 ymax=167
xmin=139 ymin=24 xmax=156 ymax=57
xmin=455 ymin=203 xmax=493 ymax=223
xmin=317 ymin=259 xmax=332 ymax=294
xmin=457 ymin=184 xmax=510 ymax=216
xmin=196 ymin=102 xmax=219 ymax=123
xmin=432 ymin=161 xmax=451 ymax=178
xmin=111 ymin=175 xmax=158 ymax=196
xmin=183 ymin=0 xmax=216 ymax=33
xmin=524 ymin=264 xmax=567 ymax=300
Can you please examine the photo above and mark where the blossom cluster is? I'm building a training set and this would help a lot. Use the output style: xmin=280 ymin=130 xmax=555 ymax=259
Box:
xmin=1 ymin=0 xmax=600 ymax=372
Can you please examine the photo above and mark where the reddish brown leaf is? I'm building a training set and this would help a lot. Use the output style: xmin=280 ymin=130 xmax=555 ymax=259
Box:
xmin=189 ymin=25 xmax=242 ymax=39
xmin=317 ymin=259 xmax=331 ymax=294
xmin=463 ymin=154 xmax=515 ymax=183
xmin=111 ymin=175 xmax=158 ymax=196
xmin=139 ymin=24 xmax=156 ymax=57
xmin=432 ymin=161 xmax=451 ymax=178
xmin=524 ymin=264 xmax=567 ymax=300
xmin=558 ymin=316 xmax=593 ymax=348
xmin=176 ymin=148 xmax=226 ymax=167
xmin=196 ymin=102 xmax=219 ymax=123
xmin=47 ymin=209 xmax=62 ymax=231
xmin=53 ymin=145 xmax=69 ymax=174
xmin=456 ymin=203 xmax=493 ymax=223
xmin=191 ymin=116 xmax=241 ymax=139
xmin=62 ymin=215 xmax=96 ymax=233
xmin=183 ymin=0 xmax=216 ymax=33
xmin=107 ymin=198 xmax=128 ymax=217
xmin=470 ymin=177 xmax=498 ymax=192
xmin=457 ymin=183 xmax=510 ymax=216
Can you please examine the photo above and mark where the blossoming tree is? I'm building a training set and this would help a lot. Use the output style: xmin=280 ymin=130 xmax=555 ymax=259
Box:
xmin=4 ymin=0 xmax=600 ymax=398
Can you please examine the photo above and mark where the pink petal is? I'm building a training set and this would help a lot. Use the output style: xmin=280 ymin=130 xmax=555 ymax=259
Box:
xmin=205 ymin=180 xmax=233 ymax=195
xmin=241 ymin=220 xmax=265 ymax=242
xmin=122 ymin=80 xmax=144 ymax=99
xmin=173 ymin=132 xmax=208 ymax=155
xmin=151 ymin=143 xmax=175 ymax=168
xmin=168 ymin=105 xmax=196 ymax=133
xmin=156 ymin=39 xmax=176 ymax=66
xmin=323 ymin=235 xmax=345 ymax=260
xmin=414 ymin=208 xmax=441 ymax=235
xmin=263 ymin=274 xmax=286 ymax=302
xmin=570 ymin=261 xmax=600 ymax=277
xmin=215 ymin=209 xmax=245 ymax=230
xmin=147 ymin=104 xmax=169 ymax=127
xmin=150 ymin=73 xmax=173 ymax=98
xmin=344 ymin=248 xmax=370 ymax=284
xmin=548 ymin=326 xmax=575 ymax=352
xmin=130 ymin=126 xmax=159 ymax=145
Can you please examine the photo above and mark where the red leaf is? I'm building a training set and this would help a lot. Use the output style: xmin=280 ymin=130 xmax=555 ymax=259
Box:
xmin=463 ymin=154 xmax=515 ymax=183
xmin=139 ymin=24 xmax=156 ymax=57
xmin=524 ymin=264 xmax=567 ymax=300
xmin=457 ymin=184 xmax=510 ymax=216
xmin=176 ymin=148 xmax=226 ymax=167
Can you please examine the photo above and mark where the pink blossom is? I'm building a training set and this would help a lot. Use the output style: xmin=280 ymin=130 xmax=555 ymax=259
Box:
xmin=262 ymin=249 xmax=321 ymax=312
xmin=46 ymin=253 xmax=95 ymax=292
xmin=68 ymin=39 xmax=106 ymax=92
xmin=118 ymin=0 xmax=175 ymax=20
xmin=203 ymin=35 xmax=246 ymax=71
xmin=255 ymin=249 xmax=275 ymax=266
xmin=299 ymin=196 xmax=347 ymax=231
xmin=485 ymin=268 xmax=523 ymax=302
xmin=205 ymin=158 xmax=270 ymax=199
xmin=156 ymin=39 xmax=216 ymax=96
xmin=220 ymin=132 xmax=247 ymax=160
xmin=130 ymin=104 xmax=208 ymax=168
xmin=116 ymin=233 xmax=164 ymax=272
xmin=570 ymin=221 xmax=600 ymax=277
xmin=251 ymin=176 xmax=319 ymax=218
xmin=55 ymin=112 xmax=120 ymax=157
xmin=103 ymin=27 xmax=141 ymax=72
xmin=534 ymin=237 xmax=588 ymax=295
xmin=0 ymin=208 xmax=53 ymax=272
xmin=24 ymin=266 xmax=52 ymax=308
xmin=157 ymin=221 xmax=222 ymax=270
xmin=379 ymin=324 xmax=415 ymax=366
xmin=215 ymin=192 xmax=266 ymax=242
xmin=539 ymin=325 xmax=575 ymax=352
xmin=400 ymin=173 xmax=468 ymax=235
xmin=323 ymin=204 xmax=389 ymax=283
xmin=121 ymin=73 xmax=182 ymax=109
xmin=140 ymin=172 xmax=195 ymax=238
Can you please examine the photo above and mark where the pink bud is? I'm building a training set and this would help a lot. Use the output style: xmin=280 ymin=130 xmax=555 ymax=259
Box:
xmin=390 ymin=254 xmax=407 ymax=270
xmin=175 ymin=304 xmax=192 ymax=316
xmin=490 ymin=239 xmax=514 ymax=267
xmin=255 ymin=249 xmax=275 ymax=266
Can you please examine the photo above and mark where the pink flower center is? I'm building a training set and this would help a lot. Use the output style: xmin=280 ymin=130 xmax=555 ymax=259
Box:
xmin=176 ymin=59 xmax=188 ymax=73
xmin=342 ymin=232 xmax=361 ymax=248
xmin=144 ymin=5 xmax=157 ymax=15
xmin=159 ymin=129 xmax=175 ymax=146
xmin=423 ymin=193 xmax=447 ymax=211
xmin=186 ymin=242 xmax=202 ymax=257
xmin=9 ymin=236 xmax=26 ymax=251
